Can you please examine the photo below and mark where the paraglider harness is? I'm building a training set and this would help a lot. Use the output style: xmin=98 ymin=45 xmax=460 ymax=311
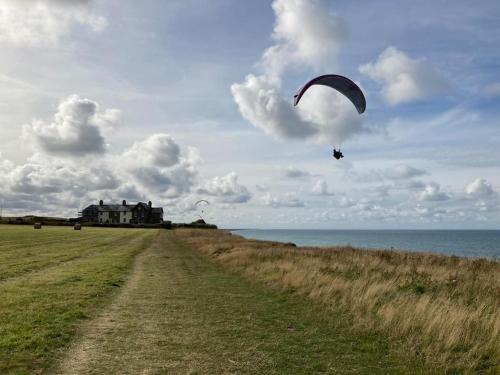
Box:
xmin=333 ymin=148 xmax=344 ymax=160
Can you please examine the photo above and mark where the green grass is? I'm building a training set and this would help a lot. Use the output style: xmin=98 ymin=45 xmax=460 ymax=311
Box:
xmin=0 ymin=225 xmax=157 ymax=374
xmin=57 ymin=230 xmax=427 ymax=374
xmin=1 ymin=225 xmax=429 ymax=374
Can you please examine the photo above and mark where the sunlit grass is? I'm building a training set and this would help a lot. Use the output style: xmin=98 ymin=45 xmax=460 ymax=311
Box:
xmin=0 ymin=225 xmax=157 ymax=374
xmin=176 ymin=229 xmax=500 ymax=374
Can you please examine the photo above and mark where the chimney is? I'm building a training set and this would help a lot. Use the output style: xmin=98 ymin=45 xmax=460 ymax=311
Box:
xmin=148 ymin=201 xmax=152 ymax=208
xmin=122 ymin=200 xmax=126 ymax=206
xmin=99 ymin=200 xmax=103 ymax=206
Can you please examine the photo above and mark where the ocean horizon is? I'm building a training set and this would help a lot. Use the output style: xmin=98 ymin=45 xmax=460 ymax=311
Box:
xmin=231 ymin=229 xmax=500 ymax=259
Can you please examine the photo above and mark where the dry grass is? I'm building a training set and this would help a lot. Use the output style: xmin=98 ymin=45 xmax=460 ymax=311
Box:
xmin=175 ymin=229 xmax=500 ymax=374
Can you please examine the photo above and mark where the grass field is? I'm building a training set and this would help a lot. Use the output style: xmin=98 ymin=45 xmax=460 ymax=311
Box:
xmin=176 ymin=229 xmax=500 ymax=374
xmin=0 ymin=225 xmax=156 ymax=374
xmin=0 ymin=225 xmax=429 ymax=374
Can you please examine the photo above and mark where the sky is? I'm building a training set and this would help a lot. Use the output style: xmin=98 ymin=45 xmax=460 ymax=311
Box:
xmin=0 ymin=0 xmax=499 ymax=229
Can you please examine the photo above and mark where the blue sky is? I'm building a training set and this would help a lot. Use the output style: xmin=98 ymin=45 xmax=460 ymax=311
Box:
xmin=0 ymin=0 xmax=499 ymax=228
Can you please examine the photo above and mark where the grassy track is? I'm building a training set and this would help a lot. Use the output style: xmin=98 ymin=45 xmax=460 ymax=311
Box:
xmin=57 ymin=230 xmax=425 ymax=374
xmin=0 ymin=225 xmax=157 ymax=374
xmin=177 ymin=229 xmax=500 ymax=374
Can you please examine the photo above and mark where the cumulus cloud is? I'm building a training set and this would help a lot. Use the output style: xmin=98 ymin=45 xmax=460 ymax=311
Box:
xmin=0 ymin=137 xmax=200 ymax=215
xmin=23 ymin=95 xmax=120 ymax=156
xmin=263 ymin=192 xmax=305 ymax=208
xmin=231 ymin=0 xmax=365 ymax=145
xmin=122 ymin=136 xmax=199 ymax=198
xmin=311 ymin=179 xmax=333 ymax=196
xmin=262 ymin=0 xmax=347 ymax=77
xmin=360 ymin=46 xmax=447 ymax=105
xmin=197 ymin=172 xmax=251 ymax=204
xmin=0 ymin=94 xmax=207 ymax=215
xmin=0 ymin=153 xmax=121 ymax=216
xmin=123 ymin=134 xmax=180 ymax=168
xmin=417 ymin=182 xmax=450 ymax=202
xmin=465 ymin=178 xmax=496 ymax=199
xmin=0 ymin=0 xmax=107 ymax=47
xmin=231 ymin=74 xmax=317 ymax=139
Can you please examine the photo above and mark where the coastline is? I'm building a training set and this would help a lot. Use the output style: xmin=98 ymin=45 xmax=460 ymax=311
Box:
xmin=176 ymin=228 xmax=500 ymax=374
xmin=231 ymin=228 xmax=500 ymax=259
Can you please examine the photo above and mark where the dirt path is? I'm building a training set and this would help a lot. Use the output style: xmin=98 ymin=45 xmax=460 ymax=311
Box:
xmin=57 ymin=232 xmax=166 ymax=374
xmin=55 ymin=231 xmax=421 ymax=374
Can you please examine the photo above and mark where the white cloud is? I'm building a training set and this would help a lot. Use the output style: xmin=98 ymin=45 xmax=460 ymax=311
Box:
xmin=263 ymin=192 xmax=305 ymax=208
xmin=465 ymin=178 xmax=496 ymax=199
xmin=231 ymin=0 xmax=365 ymax=145
xmin=0 ymin=0 xmax=107 ymax=47
xmin=123 ymin=134 xmax=180 ymax=168
xmin=0 ymin=138 xmax=200 ymax=215
xmin=339 ymin=196 xmax=356 ymax=208
xmin=197 ymin=172 xmax=251 ymax=204
xmin=311 ymin=179 xmax=333 ymax=196
xmin=0 ymin=94 xmax=205 ymax=214
xmin=360 ymin=46 xmax=447 ymax=105
xmin=231 ymin=74 xmax=317 ymax=139
xmin=122 ymin=140 xmax=199 ymax=198
xmin=356 ymin=164 xmax=427 ymax=183
xmin=0 ymin=153 xmax=120 ymax=216
xmin=262 ymin=0 xmax=347 ymax=77
xmin=23 ymin=95 xmax=120 ymax=156
xmin=417 ymin=182 xmax=450 ymax=202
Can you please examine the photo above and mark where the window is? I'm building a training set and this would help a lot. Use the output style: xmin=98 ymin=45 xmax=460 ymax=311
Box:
xmin=123 ymin=218 xmax=126 ymax=223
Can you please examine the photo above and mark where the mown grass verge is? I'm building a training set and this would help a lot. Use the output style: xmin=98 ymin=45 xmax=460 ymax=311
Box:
xmin=0 ymin=225 xmax=157 ymax=374
xmin=175 ymin=229 xmax=500 ymax=374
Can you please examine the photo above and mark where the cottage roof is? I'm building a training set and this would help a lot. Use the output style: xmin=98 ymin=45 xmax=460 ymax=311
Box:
xmin=97 ymin=205 xmax=132 ymax=212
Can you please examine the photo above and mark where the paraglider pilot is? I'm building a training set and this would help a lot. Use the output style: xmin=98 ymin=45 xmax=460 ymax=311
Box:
xmin=333 ymin=148 xmax=344 ymax=160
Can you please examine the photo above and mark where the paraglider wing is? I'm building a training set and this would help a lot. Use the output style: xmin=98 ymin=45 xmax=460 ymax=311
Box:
xmin=194 ymin=199 xmax=210 ymax=221
xmin=293 ymin=74 xmax=366 ymax=114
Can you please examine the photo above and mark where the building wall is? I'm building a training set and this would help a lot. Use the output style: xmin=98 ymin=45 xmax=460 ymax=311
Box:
xmin=120 ymin=211 xmax=133 ymax=223
xmin=98 ymin=211 xmax=109 ymax=223
xmin=82 ymin=206 xmax=98 ymax=223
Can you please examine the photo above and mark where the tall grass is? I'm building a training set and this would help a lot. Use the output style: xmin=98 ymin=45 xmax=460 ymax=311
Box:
xmin=176 ymin=229 xmax=500 ymax=374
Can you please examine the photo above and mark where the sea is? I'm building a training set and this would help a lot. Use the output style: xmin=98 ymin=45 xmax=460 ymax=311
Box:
xmin=231 ymin=229 xmax=500 ymax=259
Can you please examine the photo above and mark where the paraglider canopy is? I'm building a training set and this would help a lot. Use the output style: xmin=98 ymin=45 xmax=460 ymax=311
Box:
xmin=293 ymin=74 xmax=366 ymax=114
xmin=195 ymin=199 xmax=210 ymax=221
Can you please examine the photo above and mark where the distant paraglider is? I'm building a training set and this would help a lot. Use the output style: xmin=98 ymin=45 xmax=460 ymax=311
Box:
xmin=293 ymin=74 xmax=366 ymax=160
xmin=194 ymin=199 xmax=210 ymax=221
